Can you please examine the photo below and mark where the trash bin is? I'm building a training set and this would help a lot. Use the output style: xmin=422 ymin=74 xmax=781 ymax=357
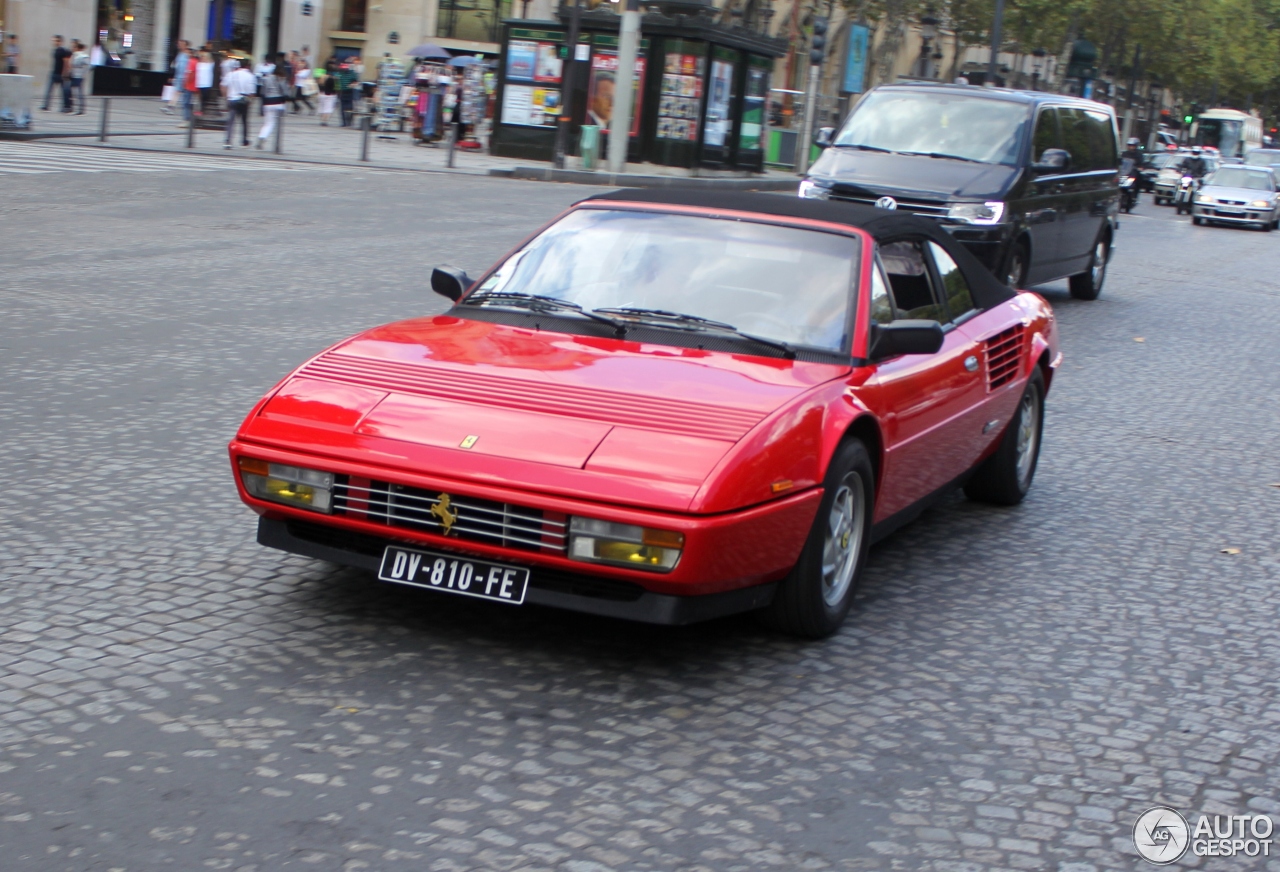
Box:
xmin=579 ymin=124 xmax=600 ymax=171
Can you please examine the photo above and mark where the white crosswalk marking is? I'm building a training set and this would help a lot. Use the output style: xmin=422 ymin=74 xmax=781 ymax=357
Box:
xmin=0 ymin=142 xmax=346 ymax=176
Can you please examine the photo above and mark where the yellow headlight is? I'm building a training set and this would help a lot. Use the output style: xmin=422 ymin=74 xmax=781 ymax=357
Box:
xmin=569 ymin=518 xmax=684 ymax=572
xmin=239 ymin=458 xmax=333 ymax=513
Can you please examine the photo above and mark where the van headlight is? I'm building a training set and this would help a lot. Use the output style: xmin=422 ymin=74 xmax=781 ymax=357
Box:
xmin=1251 ymin=199 xmax=1273 ymax=208
xmin=569 ymin=518 xmax=684 ymax=572
xmin=947 ymin=201 xmax=1005 ymax=225
xmin=238 ymin=457 xmax=333 ymax=513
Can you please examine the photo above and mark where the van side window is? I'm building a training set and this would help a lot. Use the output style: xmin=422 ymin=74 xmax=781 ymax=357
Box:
xmin=1058 ymin=107 xmax=1117 ymax=171
xmin=1032 ymin=107 xmax=1061 ymax=163
xmin=1081 ymin=108 xmax=1118 ymax=169
xmin=928 ymin=242 xmax=976 ymax=321
xmin=879 ymin=240 xmax=949 ymax=323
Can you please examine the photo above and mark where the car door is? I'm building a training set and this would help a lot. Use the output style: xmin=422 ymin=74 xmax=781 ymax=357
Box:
xmin=1055 ymin=106 xmax=1117 ymax=272
xmin=862 ymin=239 xmax=986 ymax=521
xmin=1023 ymin=105 xmax=1064 ymax=281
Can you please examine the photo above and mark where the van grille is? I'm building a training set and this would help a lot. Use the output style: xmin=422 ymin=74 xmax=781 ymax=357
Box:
xmin=332 ymin=476 xmax=568 ymax=554
xmin=828 ymin=187 xmax=949 ymax=217
xmin=984 ymin=325 xmax=1025 ymax=390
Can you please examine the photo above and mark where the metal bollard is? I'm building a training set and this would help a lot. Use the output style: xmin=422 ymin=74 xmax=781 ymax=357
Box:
xmin=186 ymin=116 xmax=195 ymax=148
xmin=274 ymin=108 xmax=283 ymax=155
xmin=446 ymin=120 xmax=458 ymax=169
xmin=360 ymin=114 xmax=370 ymax=162
xmin=99 ymin=97 xmax=110 ymax=142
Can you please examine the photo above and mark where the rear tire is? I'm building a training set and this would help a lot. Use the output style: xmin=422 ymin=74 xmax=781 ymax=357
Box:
xmin=1068 ymin=233 xmax=1109 ymax=301
xmin=964 ymin=369 xmax=1046 ymax=506
xmin=1193 ymin=216 xmax=1203 ymax=225
xmin=761 ymin=440 xmax=874 ymax=639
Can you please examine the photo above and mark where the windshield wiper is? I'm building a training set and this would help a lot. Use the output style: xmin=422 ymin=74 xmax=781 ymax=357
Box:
xmin=834 ymin=143 xmax=891 ymax=152
xmin=462 ymin=292 xmax=626 ymax=336
xmin=592 ymin=307 xmax=796 ymax=359
xmin=897 ymin=150 xmax=985 ymax=164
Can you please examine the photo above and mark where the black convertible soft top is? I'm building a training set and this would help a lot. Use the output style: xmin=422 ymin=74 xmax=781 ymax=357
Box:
xmin=584 ymin=189 xmax=1017 ymax=310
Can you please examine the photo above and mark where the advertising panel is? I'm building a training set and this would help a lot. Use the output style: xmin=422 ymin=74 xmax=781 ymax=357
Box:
xmin=704 ymin=56 xmax=735 ymax=147
xmin=586 ymin=50 xmax=646 ymax=136
xmin=843 ymin=24 xmax=870 ymax=94
xmin=657 ymin=50 xmax=703 ymax=142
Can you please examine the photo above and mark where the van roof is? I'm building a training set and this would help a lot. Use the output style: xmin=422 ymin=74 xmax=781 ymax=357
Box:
xmin=874 ymin=82 xmax=1115 ymax=113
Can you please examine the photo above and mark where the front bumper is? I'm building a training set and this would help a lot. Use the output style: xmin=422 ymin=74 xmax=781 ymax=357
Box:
xmin=1193 ymin=204 xmax=1274 ymax=224
xmin=259 ymin=517 xmax=778 ymax=625
xmin=940 ymin=223 xmax=1013 ymax=272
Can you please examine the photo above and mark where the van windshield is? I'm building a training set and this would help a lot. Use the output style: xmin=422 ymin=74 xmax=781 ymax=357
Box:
xmin=834 ymin=90 xmax=1029 ymax=166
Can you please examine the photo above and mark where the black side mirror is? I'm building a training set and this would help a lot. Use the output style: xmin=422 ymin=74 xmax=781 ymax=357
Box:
xmin=815 ymin=127 xmax=835 ymax=148
xmin=869 ymin=320 xmax=945 ymax=360
xmin=1033 ymin=148 xmax=1070 ymax=174
xmin=431 ymin=265 xmax=471 ymax=302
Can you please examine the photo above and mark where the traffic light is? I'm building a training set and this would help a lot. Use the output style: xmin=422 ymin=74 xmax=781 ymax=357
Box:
xmin=1183 ymin=112 xmax=1193 ymax=125
xmin=810 ymin=17 xmax=828 ymax=65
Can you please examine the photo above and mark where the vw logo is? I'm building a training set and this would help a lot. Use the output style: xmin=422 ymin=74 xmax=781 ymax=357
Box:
xmin=874 ymin=196 xmax=898 ymax=210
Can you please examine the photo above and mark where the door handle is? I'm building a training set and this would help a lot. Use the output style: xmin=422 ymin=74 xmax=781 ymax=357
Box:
xmin=964 ymin=355 xmax=979 ymax=372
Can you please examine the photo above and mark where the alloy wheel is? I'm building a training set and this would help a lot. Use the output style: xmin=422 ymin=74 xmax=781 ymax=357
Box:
xmin=821 ymin=473 xmax=865 ymax=607
xmin=1015 ymin=389 xmax=1041 ymax=489
xmin=1090 ymin=240 xmax=1107 ymax=289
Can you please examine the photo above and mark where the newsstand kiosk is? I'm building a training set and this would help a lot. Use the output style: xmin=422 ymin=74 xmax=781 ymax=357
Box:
xmin=490 ymin=0 xmax=784 ymax=172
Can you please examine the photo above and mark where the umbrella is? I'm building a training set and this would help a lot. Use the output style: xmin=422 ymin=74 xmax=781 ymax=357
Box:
xmin=406 ymin=43 xmax=451 ymax=60
xmin=449 ymin=56 xmax=482 ymax=67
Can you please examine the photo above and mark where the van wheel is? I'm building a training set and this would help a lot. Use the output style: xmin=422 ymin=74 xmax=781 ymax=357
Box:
xmin=1004 ymin=241 xmax=1029 ymax=289
xmin=760 ymin=440 xmax=874 ymax=639
xmin=1069 ymin=234 xmax=1109 ymax=301
xmin=1192 ymin=216 xmax=1203 ymax=225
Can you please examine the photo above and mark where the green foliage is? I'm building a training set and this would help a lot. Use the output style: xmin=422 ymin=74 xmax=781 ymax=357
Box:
xmin=833 ymin=0 xmax=1278 ymax=109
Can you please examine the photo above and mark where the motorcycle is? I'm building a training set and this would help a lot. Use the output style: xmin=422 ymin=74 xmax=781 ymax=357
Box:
xmin=1119 ymin=158 xmax=1139 ymax=213
xmin=1174 ymin=174 xmax=1199 ymax=214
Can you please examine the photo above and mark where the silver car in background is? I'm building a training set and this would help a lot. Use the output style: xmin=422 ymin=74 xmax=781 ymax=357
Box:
xmin=1192 ymin=166 xmax=1280 ymax=230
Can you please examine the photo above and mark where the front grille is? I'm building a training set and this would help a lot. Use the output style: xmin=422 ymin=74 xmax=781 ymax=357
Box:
xmin=984 ymin=325 xmax=1025 ymax=390
xmin=332 ymin=476 xmax=568 ymax=554
xmin=284 ymin=520 xmax=645 ymax=602
xmin=828 ymin=188 xmax=949 ymax=217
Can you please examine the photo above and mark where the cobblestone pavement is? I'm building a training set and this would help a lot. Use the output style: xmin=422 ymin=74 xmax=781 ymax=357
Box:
xmin=2 ymin=157 xmax=1279 ymax=872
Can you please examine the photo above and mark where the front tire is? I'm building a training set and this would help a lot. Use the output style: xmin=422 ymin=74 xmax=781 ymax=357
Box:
xmin=964 ymin=369 xmax=1046 ymax=506
xmin=1193 ymin=215 xmax=1203 ymax=225
xmin=762 ymin=440 xmax=874 ymax=638
xmin=1069 ymin=233 xmax=1109 ymax=300
xmin=1004 ymin=240 xmax=1029 ymax=289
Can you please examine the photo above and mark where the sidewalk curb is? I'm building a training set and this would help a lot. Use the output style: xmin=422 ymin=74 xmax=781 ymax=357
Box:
xmin=495 ymin=166 xmax=799 ymax=191
xmin=0 ymin=131 xmax=184 ymax=140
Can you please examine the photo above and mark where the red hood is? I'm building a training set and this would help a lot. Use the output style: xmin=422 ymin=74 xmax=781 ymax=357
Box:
xmin=238 ymin=316 xmax=849 ymax=511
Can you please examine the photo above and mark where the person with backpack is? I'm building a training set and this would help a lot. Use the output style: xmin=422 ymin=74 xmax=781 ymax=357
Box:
xmin=222 ymin=57 xmax=256 ymax=148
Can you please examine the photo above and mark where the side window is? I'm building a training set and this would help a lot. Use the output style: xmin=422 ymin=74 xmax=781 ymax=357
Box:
xmin=1032 ymin=107 xmax=1060 ymax=163
xmin=1056 ymin=107 xmax=1091 ymax=171
xmin=1081 ymin=108 xmax=1117 ymax=169
xmin=928 ymin=242 xmax=976 ymax=321
xmin=870 ymin=258 xmax=895 ymax=325
xmin=879 ymin=240 xmax=949 ymax=323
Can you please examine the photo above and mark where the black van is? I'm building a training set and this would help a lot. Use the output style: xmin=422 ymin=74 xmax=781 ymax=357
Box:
xmin=800 ymin=83 xmax=1120 ymax=300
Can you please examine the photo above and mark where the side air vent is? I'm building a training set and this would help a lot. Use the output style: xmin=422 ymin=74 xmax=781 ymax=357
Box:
xmin=984 ymin=325 xmax=1025 ymax=390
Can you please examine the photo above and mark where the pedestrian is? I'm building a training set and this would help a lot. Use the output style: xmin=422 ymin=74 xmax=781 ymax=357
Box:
xmin=165 ymin=39 xmax=189 ymax=115
xmin=222 ymin=57 xmax=255 ymax=148
xmin=39 ymin=35 xmax=72 ymax=112
xmin=336 ymin=60 xmax=357 ymax=127
xmin=220 ymin=50 xmax=239 ymax=81
xmin=256 ymin=61 xmax=288 ymax=148
xmin=317 ymin=67 xmax=336 ymax=125
xmin=293 ymin=58 xmax=316 ymax=114
xmin=254 ymin=53 xmax=275 ymax=116
xmin=196 ymin=49 xmax=216 ymax=116
xmin=3 ymin=34 xmax=19 ymax=74
xmin=69 ymin=40 xmax=90 ymax=114
xmin=181 ymin=49 xmax=199 ymax=124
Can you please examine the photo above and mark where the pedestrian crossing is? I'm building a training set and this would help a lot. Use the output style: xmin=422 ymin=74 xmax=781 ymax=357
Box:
xmin=0 ymin=142 xmax=347 ymax=176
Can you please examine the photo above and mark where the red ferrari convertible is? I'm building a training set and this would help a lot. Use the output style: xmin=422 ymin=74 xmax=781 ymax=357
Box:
xmin=229 ymin=190 xmax=1060 ymax=637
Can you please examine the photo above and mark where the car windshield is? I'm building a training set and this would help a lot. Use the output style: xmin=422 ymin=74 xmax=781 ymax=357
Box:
xmin=470 ymin=209 xmax=860 ymax=353
xmin=1207 ymin=168 xmax=1274 ymax=190
xmin=1245 ymin=151 xmax=1280 ymax=166
xmin=833 ymin=90 xmax=1028 ymax=165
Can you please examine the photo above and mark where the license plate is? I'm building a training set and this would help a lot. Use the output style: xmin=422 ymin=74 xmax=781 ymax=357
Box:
xmin=378 ymin=546 xmax=529 ymax=605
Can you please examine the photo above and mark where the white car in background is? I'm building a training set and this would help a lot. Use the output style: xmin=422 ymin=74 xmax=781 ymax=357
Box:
xmin=1192 ymin=166 xmax=1280 ymax=230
